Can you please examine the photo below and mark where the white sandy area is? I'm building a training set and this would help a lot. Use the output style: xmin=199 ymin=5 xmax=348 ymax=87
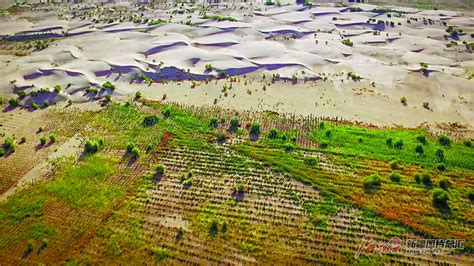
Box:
xmin=0 ymin=2 xmax=472 ymax=133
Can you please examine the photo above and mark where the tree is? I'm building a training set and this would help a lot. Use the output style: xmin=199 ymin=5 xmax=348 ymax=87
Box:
xmin=415 ymin=144 xmax=424 ymax=155
xmin=436 ymin=149 xmax=445 ymax=162
xmin=250 ymin=122 xmax=261 ymax=135
xmin=155 ymin=164 xmax=165 ymax=175
xmin=394 ymin=140 xmax=404 ymax=150
xmin=209 ymin=118 xmax=218 ymax=128
xmin=143 ymin=115 xmax=159 ymax=127
xmin=438 ymin=135 xmax=451 ymax=146
xmin=363 ymin=173 xmax=381 ymax=190
xmin=268 ymin=128 xmax=278 ymax=139
xmin=432 ymin=188 xmax=449 ymax=209
xmin=389 ymin=171 xmax=401 ymax=183
xmin=439 ymin=177 xmax=450 ymax=190
xmin=421 ymin=172 xmax=431 ymax=186
xmin=230 ymin=117 xmax=239 ymax=130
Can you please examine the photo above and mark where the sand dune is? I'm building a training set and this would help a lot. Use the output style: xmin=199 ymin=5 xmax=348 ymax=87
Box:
xmin=0 ymin=2 xmax=473 ymax=131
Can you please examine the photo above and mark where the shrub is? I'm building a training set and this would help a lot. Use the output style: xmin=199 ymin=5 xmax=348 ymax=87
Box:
xmin=85 ymin=87 xmax=98 ymax=94
xmin=363 ymin=173 xmax=381 ymax=190
xmin=4 ymin=137 xmax=15 ymax=150
xmin=105 ymin=94 xmax=112 ymax=102
xmin=230 ymin=117 xmax=239 ymax=130
xmin=421 ymin=172 xmax=431 ymax=186
xmin=155 ymin=164 xmax=165 ymax=175
xmin=386 ymin=138 xmax=393 ymax=148
xmin=435 ymin=149 xmax=445 ymax=162
xmin=422 ymin=102 xmax=430 ymax=110
xmin=102 ymin=81 xmax=115 ymax=90
xmin=42 ymin=100 xmax=49 ymax=108
xmin=389 ymin=171 xmax=401 ymax=183
xmin=342 ymin=39 xmax=353 ymax=47
xmin=394 ymin=140 xmax=404 ymax=150
xmin=268 ymin=128 xmax=278 ymax=139
xmin=130 ymin=147 xmax=139 ymax=158
xmin=284 ymin=143 xmax=295 ymax=152
xmin=436 ymin=163 xmax=446 ymax=171
xmin=54 ymin=85 xmax=62 ymax=93
xmin=319 ymin=141 xmax=328 ymax=149
xmin=325 ymin=130 xmax=331 ymax=137
xmin=205 ymin=64 xmax=213 ymax=71
xmin=143 ymin=115 xmax=159 ymax=127
xmin=439 ymin=177 xmax=450 ymax=190
xmin=400 ymin=96 xmax=407 ymax=105
xmin=31 ymin=102 xmax=40 ymax=110
xmin=40 ymin=136 xmax=47 ymax=145
xmin=84 ymin=138 xmax=104 ymax=154
xmin=209 ymin=219 xmax=219 ymax=237
xmin=8 ymin=98 xmax=20 ymax=107
xmin=126 ymin=142 xmax=136 ymax=152
xmin=216 ymin=132 xmax=227 ymax=143
xmin=389 ymin=160 xmax=399 ymax=170
xmin=432 ymin=188 xmax=449 ymax=208
xmin=416 ymin=135 xmax=427 ymax=145
xmin=135 ymin=91 xmax=142 ymax=99
xmin=49 ymin=135 xmax=57 ymax=143
xmin=182 ymin=178 xmax=192 ymax=187
xmin=20 ymin=137 xmax=26 ymax=143
xmin=250 ymin=122 xmax=261 ymax=135
xmin=162 ymin=107 xmax=171 ymax=118
xmin=0 ymin=148 xmax=4 ymax=157
xmin=438 ymin=135 xmax=451 ymax=146
xmin=209 ymin=118 xmax=218 ymax=128
xmin=304 ymin=157 xmax=318 ymax=166
xmin=414 ymin=173 xmax=421 ymax=183
xmin=464 ymin=140 xmax=472 ymax=147
xmin=415 ymin=144 xmax=424 ymax=155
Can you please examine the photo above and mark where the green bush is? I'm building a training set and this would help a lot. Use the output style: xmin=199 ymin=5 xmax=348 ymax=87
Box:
xmin=414 ymin=173 xmax=421 ymax=183
xmin=437 ymin=163 xmax=446 ymax=171
xmin=415 ymin=144 xmax=424 ymax=155
xmin=84 ymin=138 xmax=104 ymax=154
xmin=389 ymin=160 xmax=399 ymax=170
xmin=394 ymin=140 xmax=404 ymax=150
xmin=325 ymin=130 xmax=331 ymax=137
xmin=0 ymin=148 xmax=4 ymax=157
xmin=143 ymin=115 xmax=159 ymax=127
xmin=155 ymin=164 xmax=165 ymax=175
xmin=386 ymin=138 xmax=393 ymax=148
xmin=216 ymin=132 xmax=227 ymax=143
xmin=363 ymin=173 xmax=381 ymax=190
xmin=421 ymin=172 xmax=431 ymax=186
xmin=250 ymin=122 xmax=261 ymax=135
xmin=102 ymin=81 xmax=115 ymax=90
xmin=304 ymin=157 xmax=318 ymax=166
xmin=130 ymin=147 xmax=139 ymax=158
xmin=284 ymin=143 xmax=295 ymax=152
xmin=432 ymin=188 xmax=449 ymax=208
xmin=8 ymin=98 xmax=20 ymax=107
xmin=389 ymin=171 xmax=401 ymax=183
xmin=438 ymin=135 xmax=451 ymax=146
xmin=4 ymin=137 xmax=15 ymax=150
xmin=464 ymin=140 xmax=472 ymax=147
xmin=49 ymin=135 xmax=57 ymax=143
xmin=40 ymin=136 xmax=47 ymax=145
xmin=268 ymin=128 xmax=278 ymax=139
xmin=439 ymin=177 xmax=450 ymax=190
xmin=230 ymin=117 xmax=239 ymax=130
xmin=162 ymin=107 xmax=171 ymax=118
xmin=416 ymin=135 xmax=427 ymax=145
xmin=209 ymin=118 xmax=218 ymax=128
xmin=436 ymin=149 xmax=444 ymax=162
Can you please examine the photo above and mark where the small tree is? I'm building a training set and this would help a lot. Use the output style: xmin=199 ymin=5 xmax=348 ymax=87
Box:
xmin=394 ymin=140 xmax=404 ymax=150
xmin=386 ymin=138 xmax=393 ymax=148
xmin=230 ymin=117 xmax=239 ymax=130
xmin=363 ymin=173 xmax=382 ymax=190
xmin=268 ymin=128 xmax=278 ymax=139
xmin=389 ymin=171 xmax=401 ymax=183
xmin=432 ymin=188 xmax=449 ymax=209
xmin=439 ymin=177 xmax=450 ymax=190
xmin=421 ymin=172 xmax=431 ymax=186
xmin=436 ymin=149 xmax=445 ymax=162
xmin=162 ymin=107 xmax=171 ymax=118
xmin=155 ymin=164 xmax=165 ymax=175
xmin=40 ymin=136 xmax=47 ymax=145
xmin=415 ymin=144 xmax=424 ymax=155
xmin=438 ymin=135 xmax=451 ymax=146
xmin=250 ymin=122 xmax=261 ymax=135
xmin=437 ymin=163 xmax=446 ymax=171
xmin=209 ymin=118 xmax=218 ymax=128
xmin=143 ymin=115 xmax=159 ymax=127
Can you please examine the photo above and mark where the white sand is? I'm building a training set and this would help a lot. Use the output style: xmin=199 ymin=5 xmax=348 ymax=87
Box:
xmin=0 ymin=2 xmax=473 ymax=132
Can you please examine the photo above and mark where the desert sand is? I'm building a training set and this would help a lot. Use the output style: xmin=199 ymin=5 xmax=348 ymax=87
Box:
xmin=0 ymin=2 xmax=473 ymax=134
